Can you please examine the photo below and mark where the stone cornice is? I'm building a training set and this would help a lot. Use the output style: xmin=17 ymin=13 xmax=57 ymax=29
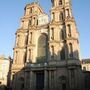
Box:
xmin=16 ymin=28 xmax=28 ymax=34
xmin=65 ymin=17 xmax=75 ymax=23
xmin=29 ymin=23 xmax=49 ymax=30
xmin=65 ymin=37 xmax=78 ymax=41
xmin=51 ymin=6 xmax=64 ymax=12
xmin=49 ymin=40 xmax=60 ymax=44
xmin=49 ymin=21 xmax=64 ymax=26
xmin=27 ymin=44 xmax=36 ymax=47
xmin=13 ymin=46 xmax=26 ymax=50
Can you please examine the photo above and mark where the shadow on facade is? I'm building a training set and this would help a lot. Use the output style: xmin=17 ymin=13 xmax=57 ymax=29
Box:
xmin=83 ymin=71 xmax=90 ymax=90
xmin=9 ymin=47 xmax=85 ymax=90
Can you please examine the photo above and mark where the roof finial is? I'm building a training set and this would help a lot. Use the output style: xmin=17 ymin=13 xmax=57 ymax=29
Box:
xmin=35 ymin=0 xmax=39 ymax=4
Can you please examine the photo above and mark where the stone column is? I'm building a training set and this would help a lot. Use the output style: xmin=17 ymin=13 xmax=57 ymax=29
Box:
xmin=24 ymin=71 xmax=30 ymax=90
xmin=49 ymin=70 xmax=51 ymax=90
xmin=44 ymin=70 xmax=48 ymax=90
xmin=54 ymin=70 xmax=57 ymax=90
xmin=30 ymin=71 xmax=33 ymax=90
xmin=49 ymin=70 xmax=55 ymax=90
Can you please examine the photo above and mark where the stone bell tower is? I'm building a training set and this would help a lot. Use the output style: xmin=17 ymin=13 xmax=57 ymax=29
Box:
xmin=12 ymin=2 xmax=49 ymax=68
xmin=49 ymin=0 xmax=80 ymax=61
xmin=47 ymin=0 xmax=84 ymax=90
xmin=11 ymin=2 xmax=49 ymax=90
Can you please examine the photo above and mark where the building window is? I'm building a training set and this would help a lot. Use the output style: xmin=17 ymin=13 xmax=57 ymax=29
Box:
xmin=25 ymin=34 xmax=28 ymax=45
xmin=59 ymin=0 xmax=62 ymax=5
xmin=15 ymin=51 xmax=18 ymax=63
xmin=51 ymin=46 xmax=54 ymax=60
xmin=66 ymin=9 xmax=70 ymax=18
xmin=16 ymin=35 xmax=19 ymax=46
xmin=17 ymin=35 xmax=20 ymax=46
xmin=67 ymin=24 xmax=72 ymax=37
xmin=33 ymin=17 xmax=36 ymax=25
xmin=51 ymin=28 xmax=54 ymax=40
xmin=16 ymin=51 xmax=17 ymax=60
xmin=37 ymin=19 xmax=38 ymax=25
xmin=60 ymin=12 xmax=64 ymax=21
xmin=23 ymin=52 xmax=26 ymax=63
xmin=60 ymin=48 xmax=65 ymax=60
xmin=30 ymin=32 xmax=32 ymax=44
xmin=52 ymin=12 xmax=55 ymax=21
xmin=69 ymin=43 xmax=73 ymax=58
xmin=61 ymin=30 xmax=64 ymax=40
xmin=29 ymin=49 xmax=31 ymax=62
xmin=30 ymin=8 xmax=32 ymax=13
xmin=37 ymin=34 xmax=48 ymax=63
xmin=29 ymin=20 xmax=31 ymax=25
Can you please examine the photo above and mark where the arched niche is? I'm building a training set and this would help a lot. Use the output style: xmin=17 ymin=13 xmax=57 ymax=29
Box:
xmin=37 ymin=33 xmax=48 ymax=63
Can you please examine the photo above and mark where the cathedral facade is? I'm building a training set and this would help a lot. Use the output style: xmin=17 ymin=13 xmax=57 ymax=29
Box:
xmin=11 ymin=0 xmax=84 ymax=90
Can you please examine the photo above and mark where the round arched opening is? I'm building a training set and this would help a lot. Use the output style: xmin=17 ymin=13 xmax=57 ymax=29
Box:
xmin=37 ymin=33 xmax=48 ymax=63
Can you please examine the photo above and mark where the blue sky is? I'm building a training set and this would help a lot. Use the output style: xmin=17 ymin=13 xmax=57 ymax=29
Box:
xmin=0 ymin=0 xmax=90 ymax=59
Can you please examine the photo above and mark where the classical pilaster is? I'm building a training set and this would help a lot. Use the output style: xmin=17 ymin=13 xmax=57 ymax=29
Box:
xmin=44 ymin=70 xmax=48 ymax=90
xmin=30 ymin=71 xmax=35 ymax=90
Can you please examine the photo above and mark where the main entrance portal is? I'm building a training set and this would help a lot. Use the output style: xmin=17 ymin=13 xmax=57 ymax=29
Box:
xmin=36 ymin=71 xmax=44 ymax=90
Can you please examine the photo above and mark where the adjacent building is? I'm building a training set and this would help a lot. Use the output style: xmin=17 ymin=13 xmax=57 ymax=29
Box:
xmin=81 ymin=59 xmax=90 ymax=71
xmin=0 ymin=55 xmax=10 ymax=89
xmin=81 ymin=59 xmax=90 ymax=90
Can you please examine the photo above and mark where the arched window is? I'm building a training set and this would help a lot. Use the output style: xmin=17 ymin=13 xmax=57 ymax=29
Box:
xmin=60 ymin=12 xmax=64 ymax=21
xmin=37 ymin=34 xmax=48 ymax=63
xmin=60 ymin=43 xmax=68 ymax=60
xmin=30 ymin=8 xmax=32 ymax=13
xmin=16 ymin=35 xmax=20 ymax=46
xmin=37 ymin=19 xmax=38 ymax=25
xmin=66 ymin=9 xmax=70 ymax=18
xmin=23 ymin=51 xmax=26 ymax=63
xmin=15 ymin=51 xmax=18 ymax=63
xmin=69 ymin=43 xmax=73 ymax=58
xmin=28 ymin=49 xmax=32 ymax=62
xmin=61 ymin=30 xmax=64 ymax=40
xmin=30 ymin=32 xmax=32 ymax=44
xmin=16 ymin=51 xmax=18 ymax=60
xmin=52 ymin=12 xmax=55 ymax=21
xmin=29 ymin=20 xmax=31 ymax=25
xmin=67 ymin=24 xmax=72 ymax=37
xmin=21 ymin=21 xmax=24 ymax=28
xmin=33 ymin=17 xmax=36 ymax=25
xmin=60 ymin=47 xmax=65 ymax=60
xmin=51 ymin=45 xmax=54 ymax=60
xmin=51 ymin=28 xmax=54 ymax=40
xmin=59 ymin=0 xmax=62 ymax=5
